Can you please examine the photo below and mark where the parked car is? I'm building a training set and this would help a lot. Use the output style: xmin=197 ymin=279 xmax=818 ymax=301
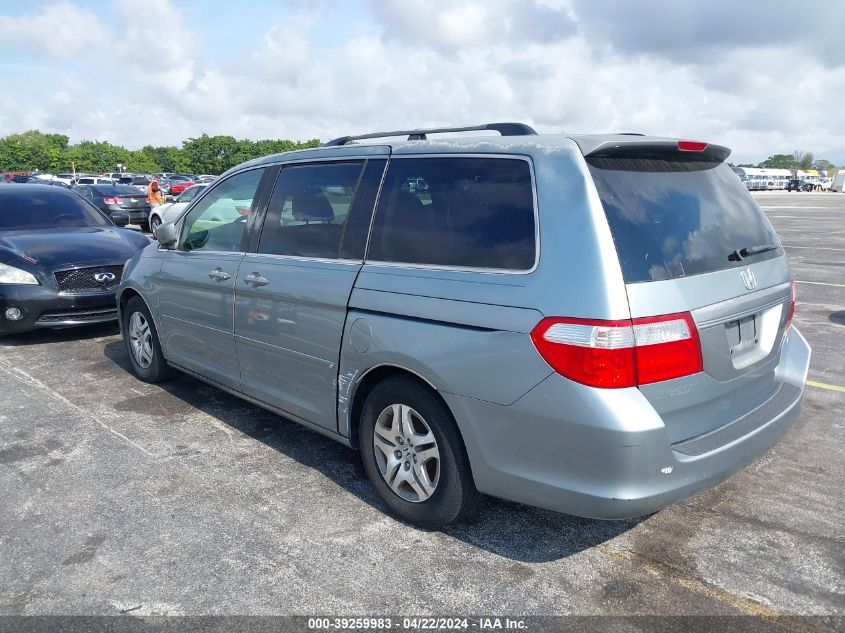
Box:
xmin=75 ymin=176 xmax=116 ymax=186
xmin=166 ymin=175 xmax=195 ymax=197
xmin=117 ymin=123 xmax=811 ymax=528
xmin=786 ymin=178 xmax=814 ymax=192
xmin=196 ymin=175 xmax=217 ymax=184
xmin=74 ymin=184 xmax=152 ymax=231
xmin=148 ymin=184 xmax=207 ymax=238
xmin=818 ymin=178 xmax=832 ymax=191
xmin=118 ymin=175 xmax=152 ymax=193
xmin=0 ymin=185 xmax=150 ymax=336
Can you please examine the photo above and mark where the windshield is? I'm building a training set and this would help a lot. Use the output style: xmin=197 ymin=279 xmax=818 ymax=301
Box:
xmin=588 ymin=158 xmax=782 ymax=283
xmin=0 ymin=189 xmax=111 ymax=230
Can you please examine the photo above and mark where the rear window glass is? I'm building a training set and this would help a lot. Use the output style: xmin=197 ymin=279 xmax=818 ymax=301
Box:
xmin=368 ymin=157 xmax=536 ymax=270
xmin=95 ymin=185 xmax=143 ymax=195
xmin=588 ymin=159 xmax=782 ymax=283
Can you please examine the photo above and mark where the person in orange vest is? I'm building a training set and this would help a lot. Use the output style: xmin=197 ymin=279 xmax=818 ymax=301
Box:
xmin=147 ymin=179 xmax=164 ymax=208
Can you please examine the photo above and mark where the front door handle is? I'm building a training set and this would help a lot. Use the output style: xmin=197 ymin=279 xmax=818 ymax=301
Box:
xmin=208 ymin=268 xmax=231 ymax=281
xmin=243 ymin=272 xmax=270 ymax=287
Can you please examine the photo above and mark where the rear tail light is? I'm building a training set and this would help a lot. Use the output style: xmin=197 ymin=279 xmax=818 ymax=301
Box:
xmin=677 ymin=140 xmax=708 ymax=152
xmin=103 ymin=197 xmax=125 ymax=204
xmin=530 ymin=312 xmax=702 ymax=388
xmin=786 ymin=281 xmax=796 ymax=330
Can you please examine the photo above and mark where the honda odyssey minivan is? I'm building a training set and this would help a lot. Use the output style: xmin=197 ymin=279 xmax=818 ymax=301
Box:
xmin=117 ymin=123 xmax=811 ymax=528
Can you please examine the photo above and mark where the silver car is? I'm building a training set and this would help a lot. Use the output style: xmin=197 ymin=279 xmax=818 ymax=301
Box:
xmin=117 ymin=123 xmax=811 ymax=528
xmin=148 ymin=184 xmax=207 ymax=238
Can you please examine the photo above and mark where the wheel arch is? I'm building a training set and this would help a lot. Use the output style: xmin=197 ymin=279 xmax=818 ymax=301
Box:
xmin=117 ymin=287 xmax=164 ymax=350
xmin=348 ymin=364 xmax=449 ymax=450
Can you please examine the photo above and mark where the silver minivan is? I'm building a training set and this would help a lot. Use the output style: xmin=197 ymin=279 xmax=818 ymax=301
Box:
xmin=117 ymin=123 xmax=811 ymax=528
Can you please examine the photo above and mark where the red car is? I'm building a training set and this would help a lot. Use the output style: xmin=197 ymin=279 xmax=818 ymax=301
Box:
xmin=166 ymin=177 xmax=194 ymax=196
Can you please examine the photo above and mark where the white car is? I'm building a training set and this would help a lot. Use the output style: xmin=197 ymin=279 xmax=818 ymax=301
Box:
xmin=148 ymin=184 xmax=207 ymax=238
xmin=819 ymin=178 xmax=832 ymax=191
xmin=75 ymin=176 xmax=116 ymax=185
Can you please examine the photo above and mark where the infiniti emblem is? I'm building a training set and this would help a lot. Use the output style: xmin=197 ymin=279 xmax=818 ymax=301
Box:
xmin=740 ymin=267 xmax=757 ymax=291
xmin=94 ymin=272 xmax=116 ymax=283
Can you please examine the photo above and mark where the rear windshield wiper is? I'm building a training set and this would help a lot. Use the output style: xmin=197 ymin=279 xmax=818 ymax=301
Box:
xmin=728 ymin=243 xmax=779 ymax=261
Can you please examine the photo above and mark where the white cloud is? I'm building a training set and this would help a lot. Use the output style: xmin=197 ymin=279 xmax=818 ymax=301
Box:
xmin=0 ymin=0 xmax=841 ymax=164
xmin=0 ymin=1 xmax=104 ymax=58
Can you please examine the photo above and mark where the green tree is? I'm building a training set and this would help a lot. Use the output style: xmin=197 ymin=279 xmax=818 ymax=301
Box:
xmin=66 ymin=140 xmax=131 ymax=173
xmin=1 ymin=130 xmax=69 ymax=172
xmin=180 ymin=134 xmax=243 ymax=175
xmin=759 ymin=154 xmax=798 ymax=169
xmin=0 ymin=129 xmax=321 ymax=175
xmin=812 ymin=159 xmax=835 ymax=176
xmin=793 ymin=150 xmax=814 ymax=170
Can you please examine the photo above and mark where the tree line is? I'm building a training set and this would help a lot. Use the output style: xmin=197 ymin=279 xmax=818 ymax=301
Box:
xmin=3 ymin=130 xmax=837 ymax=177
xmin=0 ymin=130 xmax=321 ymax=176
xmin=736 ymin=150 xmax=836 ymax=174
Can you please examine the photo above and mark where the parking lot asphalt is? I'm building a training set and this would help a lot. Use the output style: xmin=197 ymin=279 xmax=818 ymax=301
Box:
xmin=0 ymin=192 xmax=842 ymax=621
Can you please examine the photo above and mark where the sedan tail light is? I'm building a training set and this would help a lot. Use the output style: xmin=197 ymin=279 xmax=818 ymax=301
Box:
xmin=103 ymin=197 xmax=125 ymax=204
xmin=530 ymin=312 xmax=702 ymax=388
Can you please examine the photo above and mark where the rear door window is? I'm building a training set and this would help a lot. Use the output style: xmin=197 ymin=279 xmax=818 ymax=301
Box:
xmin=367 ymin=157 xmax=536 ymax=270
xmin=588 ymin=159 xmax=782 ymax=283
xmin=257 ymin=159 xmax=385 ymax=260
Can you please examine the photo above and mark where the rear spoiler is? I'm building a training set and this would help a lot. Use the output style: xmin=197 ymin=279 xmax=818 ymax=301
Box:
xmin=581 ymin=139 xmax=731 ymax=164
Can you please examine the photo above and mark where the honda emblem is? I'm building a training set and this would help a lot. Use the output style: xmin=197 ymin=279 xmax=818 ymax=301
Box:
xmin=740 ymin=268 xmax=757 ymax=291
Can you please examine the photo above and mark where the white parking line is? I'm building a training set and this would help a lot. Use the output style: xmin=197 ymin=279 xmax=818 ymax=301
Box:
xmin=796 ymin=281 xmax=845 ymax=288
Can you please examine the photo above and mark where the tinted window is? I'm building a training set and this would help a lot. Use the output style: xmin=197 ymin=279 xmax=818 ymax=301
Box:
xmin=0 ymin=189 xmax=110 ymax=230
xmin=258 ymin=160 xmax=384 ymax=260
xmin=92 ymin=185 xmax=143 ymax=196
xmin=588 ymin=159 xmax=782 ymax=283
xmin=368 ymin=157 xmax=536 ymax=270
xmin=178 ymin=185 xmax=205 ymax=202
xmin=181 ymin=168 xmax=265 ymax=252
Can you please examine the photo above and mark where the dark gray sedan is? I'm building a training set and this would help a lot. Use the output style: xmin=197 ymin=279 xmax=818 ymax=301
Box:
xmin=73 ymin=184 xmax=152 ymax=231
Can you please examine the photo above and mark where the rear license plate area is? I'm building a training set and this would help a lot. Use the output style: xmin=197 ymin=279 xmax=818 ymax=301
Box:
xmin=727 ymin=315 xmax=758 ymax=354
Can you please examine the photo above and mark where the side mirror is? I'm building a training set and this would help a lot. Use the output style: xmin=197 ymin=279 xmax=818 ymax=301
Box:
xmin=156 ymin=221 xmax=179 ymax=248
xmin=112 ymin=213 xmax=129 ymax=227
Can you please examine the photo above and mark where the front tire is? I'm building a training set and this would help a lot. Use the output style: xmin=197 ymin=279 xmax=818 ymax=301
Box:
xmin=150 ymin=215 xmax=161 ymax=238
xmin=359 ymin=377 xmax=481 ymax=529
xmin=122 ymin=296 xmax=175 ymax=383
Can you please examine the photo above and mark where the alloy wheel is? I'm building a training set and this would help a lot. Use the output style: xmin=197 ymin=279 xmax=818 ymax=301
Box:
xmin=372 ymin=404 xmax=440 ymax=503
xmin=128 ymin=311 xmax=154 ymax=369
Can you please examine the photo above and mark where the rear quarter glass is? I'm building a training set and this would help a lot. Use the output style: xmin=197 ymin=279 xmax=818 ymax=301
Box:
xmin=587 ymin=159 xmax=782 ymax=283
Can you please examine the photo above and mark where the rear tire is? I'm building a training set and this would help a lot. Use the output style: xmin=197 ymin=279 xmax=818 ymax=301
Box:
xmin=359 ymin=376 xmax=481 ymax=529
xmin=150 ymin=215 xmax=161 ymax=238
xmin=122 ymin=296 xmax=175 ymax=383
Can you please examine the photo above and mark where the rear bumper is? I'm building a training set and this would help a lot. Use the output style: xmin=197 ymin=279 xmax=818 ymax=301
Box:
xmin=0 ymin=284 xmax=118 ymax=334
xmin=107 ymin=208 xmax=151 ymax=224
xmin=443 ymin=327 xmax=811 ymax=519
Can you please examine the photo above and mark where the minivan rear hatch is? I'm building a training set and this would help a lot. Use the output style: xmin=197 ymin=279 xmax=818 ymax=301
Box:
xmin=585 ymin=140 xmax=795 ymax=445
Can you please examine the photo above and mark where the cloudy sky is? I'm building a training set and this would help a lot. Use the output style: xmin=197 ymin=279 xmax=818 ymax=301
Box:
xmin=0 ymin=0 xmax=842 ymax=164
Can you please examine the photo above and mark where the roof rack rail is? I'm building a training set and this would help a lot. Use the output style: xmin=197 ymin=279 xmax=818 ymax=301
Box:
xmin=322 ymin=122 xmax=538 ymax=147
xmin=615 ymin=132 xmax=645 ymax=136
